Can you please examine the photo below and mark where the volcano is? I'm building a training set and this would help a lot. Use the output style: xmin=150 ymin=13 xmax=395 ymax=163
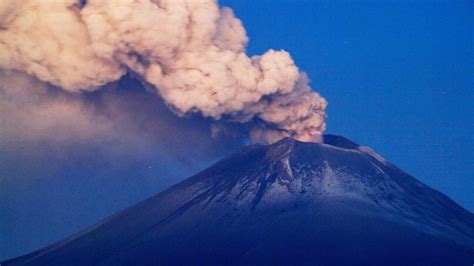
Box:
xmin=4 ymin=135 xmax=474 ymax=265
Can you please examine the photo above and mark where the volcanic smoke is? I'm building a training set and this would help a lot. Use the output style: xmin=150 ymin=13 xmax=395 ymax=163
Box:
xmin=0 ymin=0 xmax=327 ymax=143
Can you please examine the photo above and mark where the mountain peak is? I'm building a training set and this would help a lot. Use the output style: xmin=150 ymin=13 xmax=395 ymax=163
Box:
xmin=4 ymin=135 xmax=474 ymax=265
xmin=265 ymin=134 xmax=359 ymax=162
xmin=265 ymin=137 xmax=295 ymax=161
xmin=323 ymin=134 xmax=360 ymax=150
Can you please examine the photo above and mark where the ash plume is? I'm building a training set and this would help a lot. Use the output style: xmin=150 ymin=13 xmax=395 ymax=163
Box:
xmin=0 ymin=0 xmax=327 ymax=143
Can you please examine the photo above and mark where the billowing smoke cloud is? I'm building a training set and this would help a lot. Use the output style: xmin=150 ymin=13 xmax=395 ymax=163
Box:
xmin=0 ymin=0 xmax=327 ymax=143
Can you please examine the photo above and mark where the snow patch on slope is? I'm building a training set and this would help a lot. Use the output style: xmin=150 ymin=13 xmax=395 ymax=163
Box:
xmin=358 ymin=146 xmax=388 ymax=165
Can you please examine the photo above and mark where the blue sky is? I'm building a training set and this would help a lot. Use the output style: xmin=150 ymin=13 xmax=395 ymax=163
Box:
xmin=222 ymin=0 xmax=473 ymax=211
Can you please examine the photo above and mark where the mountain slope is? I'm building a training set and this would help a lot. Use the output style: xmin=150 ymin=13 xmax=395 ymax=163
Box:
xmin=4 ymin=135 xmax=474 ymax=265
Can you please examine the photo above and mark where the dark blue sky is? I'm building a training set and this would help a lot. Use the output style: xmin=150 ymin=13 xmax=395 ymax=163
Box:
xmin=222 ymin=0 xmax=473 ymax=211
xmin=1 ymin=0 xmax=472 ymax=262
